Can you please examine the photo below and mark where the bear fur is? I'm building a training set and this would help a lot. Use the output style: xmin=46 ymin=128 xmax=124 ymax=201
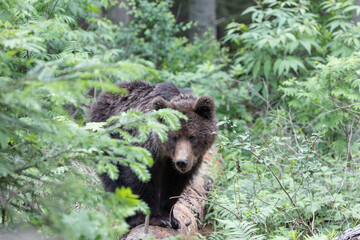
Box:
xmin=89 ymin=81 xmax=217 ymax=229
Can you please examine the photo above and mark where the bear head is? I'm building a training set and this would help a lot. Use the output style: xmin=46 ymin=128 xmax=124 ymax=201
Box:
xmin=153 ymin=93 xmax=217 ymax=174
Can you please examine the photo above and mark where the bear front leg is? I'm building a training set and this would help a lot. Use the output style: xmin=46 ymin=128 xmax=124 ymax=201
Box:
xmin=126 ymin=213 xmax=145 ymax=228
xmin=148 ymin=212 xmax=180 ymax=229
xmin=157 ymin=198 xmax=181 ymax=229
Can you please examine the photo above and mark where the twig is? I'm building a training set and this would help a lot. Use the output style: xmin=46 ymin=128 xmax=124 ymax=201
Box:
xmin=10 ymin=143 xmax=21 ymax=149
xmin=168 ymin=204 xmax=176 ymax=229
xmin=170 ymin=194 xmax=242 ymax=223
xmin=1 ymin=207 xmax=5 ymax=225
xmin=144 ymin=215 xmax=149 ymax=234
xmin=261 ymin=78 xmax=270 ymax=115
xmin=14 ymin=146 xmax=73 ymax=174
xmin=309 ymin=189 xmax=315 ymax=233
xmin=354 ymin=218 xmax=360 ymax=227
xmin=346 ymin=119 xmax=354 ymax=166
xmin=214 ymin=17 xmax=226 ymax=25
xmin=247 ymin=83 xmax=268 ymax=105
xmin=175 ymin=3 xmax=182 ymax=21
xmin=48 ymin=0 xmax=60 ymax=19
xmin=249 ymin=149 xmax=314 ymax=235
xmin=256 ymin=196 xmax=298 ymax=223
xmin=8 ymin=190 xmax=44 ymax=216
xmin=288 ymin=109 xmax=300 ymax=149
xmin=304 ymin=103 xmax=360 ymax=129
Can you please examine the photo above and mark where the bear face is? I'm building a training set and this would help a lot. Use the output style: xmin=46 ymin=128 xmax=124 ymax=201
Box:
xmin=153 ymin=94 xmax=217 ymax=174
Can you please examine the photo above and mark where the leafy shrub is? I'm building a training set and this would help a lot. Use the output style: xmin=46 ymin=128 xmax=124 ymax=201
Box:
xmin=281 ymin=53 xmax=360 ymax=158
xmin=0 ymin=55 xmax=185 ymax=239
xmin=205 ymin=49 xmax=360 ymax=240
xmin=162 ymin=32 xmax=226 ymax=72
xmin=225 ymin=0 xmax=360 ymax=106
xmin=208 ymin=110 xmax=359 ymax=239
xmin=0 ymin=0 xmax=187 ymax=239
xmin=123 ymin=0 xmax=188 ymax=67
xmin=202 ymin=1 xmax=360 ymax=239
xmin=3 ymin=0 xmax=359 ymax=240
xmin=111 ymin=0 xmax=222 ymax=73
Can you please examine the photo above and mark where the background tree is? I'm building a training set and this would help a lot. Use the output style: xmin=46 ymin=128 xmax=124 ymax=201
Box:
xmin=105 ymin=0 xmax=132 ymax=25
xmin=354 ymin=0 xmax=360 ymax=23
xmin=188 ymin=0 xmax=217 ymax=40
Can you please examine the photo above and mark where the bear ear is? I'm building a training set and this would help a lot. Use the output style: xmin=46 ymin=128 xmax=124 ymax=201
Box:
xmin=153 ymin=96 xmax=169 ymax=110
xmin=194 ymin=95 xmax=215 ymax=119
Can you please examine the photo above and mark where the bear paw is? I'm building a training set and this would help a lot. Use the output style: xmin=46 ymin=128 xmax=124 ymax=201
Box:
xmin=169 ymin=216 xmax=181 ymax=229
xmin=127 ymin=214 xmax=145 ymax=228
xmin=149 ymin=216 xmax=181 ymax=229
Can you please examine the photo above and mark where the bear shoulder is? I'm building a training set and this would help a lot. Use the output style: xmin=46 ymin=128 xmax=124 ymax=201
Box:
xmin=89 ymin=81 xmax=189 ymax=122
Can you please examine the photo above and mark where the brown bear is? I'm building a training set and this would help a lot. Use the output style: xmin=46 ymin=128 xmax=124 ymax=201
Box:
xmin=89 ymin=81 xmax=217 ymax=229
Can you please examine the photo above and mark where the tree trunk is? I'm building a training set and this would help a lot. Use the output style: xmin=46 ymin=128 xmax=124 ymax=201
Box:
xmin=105 ymin=0 xmax=131 ymax=25
xmin=122 ymin=149 xmax=218 ymax=239
xmin=188 ymin=0 xmax=217 ymax=41
xmin=353 ymin=0 xmax=360 ymax=24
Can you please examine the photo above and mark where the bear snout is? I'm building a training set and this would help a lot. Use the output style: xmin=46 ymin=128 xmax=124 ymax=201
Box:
xmin=175 ymin=158 xmax=188 ymax=173
xmin=174 ymin=139 xmax=194 ymax=173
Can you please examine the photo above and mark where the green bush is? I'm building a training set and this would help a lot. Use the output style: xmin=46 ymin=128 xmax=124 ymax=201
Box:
xmin=204 ymin=2 xmax=360 ymax=238
xmin=208 ymin=109 xmax=359 ymax=239
xmin=281 ymin=53 xmax=360 ymax=156
xmin=225 ymin=0 xmax=360 ymax=106
xmin=110 ymin=0 xmax=223 ymax=73
xmin=2 ymin=0 xmax=360 ymax=239
xmin=0 ymin=0 xmax=186 ymax=238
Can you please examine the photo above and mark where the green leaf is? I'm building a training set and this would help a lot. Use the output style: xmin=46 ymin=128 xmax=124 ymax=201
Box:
xmin=264 ymin=58 xmax=272 ymax=80
xmin=252 ymin=60 xmax=261 ymax=79
xmin=61 ymin=210 xmax=102 ymax=240
xmin=84 ymin=122 xmax=106 ymax=132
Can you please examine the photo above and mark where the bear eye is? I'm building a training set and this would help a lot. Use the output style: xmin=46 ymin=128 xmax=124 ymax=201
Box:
xmin=171 ymin=136 xmax=178 ymax=143
xmin=189 ymin=136 xmax=196 ymax=143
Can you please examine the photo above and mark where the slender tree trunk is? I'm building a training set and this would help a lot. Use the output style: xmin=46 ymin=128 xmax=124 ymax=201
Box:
xmin=188 ymin=0 xmax=217 ymax=41
xmin=353 ymin=0 xmax=360 ymax=24
xmin=106 ymin=0 xmax=131 ymax=25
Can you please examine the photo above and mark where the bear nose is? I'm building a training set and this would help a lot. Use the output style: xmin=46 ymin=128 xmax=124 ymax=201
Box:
xmin=175 ymin=159 xmax=187 ymax=170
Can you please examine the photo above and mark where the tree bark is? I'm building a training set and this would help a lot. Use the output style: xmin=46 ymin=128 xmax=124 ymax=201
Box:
xmin=333 ymin=224 xmax=360 ymax=240
xmin=123 ymin=149 xmax=217 ymax=239
xmin=353 ymin=0 xmax=360 ymax=24
xmin=105 ymin=0 xmax=131 ymax=26
xmin=188 ymin=0 xmax=217 ymax=41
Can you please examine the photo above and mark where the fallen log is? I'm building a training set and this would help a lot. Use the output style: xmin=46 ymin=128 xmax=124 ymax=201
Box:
xmin=334 ymin=225 xmax=360 ymax=240
xmin=123 ymin=149 xmax=217 ymax=240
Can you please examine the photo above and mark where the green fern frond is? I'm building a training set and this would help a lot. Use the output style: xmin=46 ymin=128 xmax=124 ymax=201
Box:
xmin=129 ymin=161 xmax=151 ymax=182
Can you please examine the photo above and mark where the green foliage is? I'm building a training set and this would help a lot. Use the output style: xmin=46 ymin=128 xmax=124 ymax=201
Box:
xmin=203 ymin=2 xmax=360 ymax=238
xmin=0 ymin=64 xmax=184 ymax=237
xmin=124 ymin=0 xmax=188 ymax=67
xmin=210 ymin=111 xmax=360 ymax=239
xmin=163 ymin=33 xmax=226 ymax=72
xmin=0 ymin=0 xmax=187 ymax=238
xmin=204 ymin=218 xmax=265 ymax=240
xmin=225 ymin=0 xmax=360 ymax=106
xmin=2 ymin=0 xmax=360 ymax=239
xmin=281 ymin=53 xmax=360 ymax=154
xmin=117 ymin=0 xmax=223 ymax=73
